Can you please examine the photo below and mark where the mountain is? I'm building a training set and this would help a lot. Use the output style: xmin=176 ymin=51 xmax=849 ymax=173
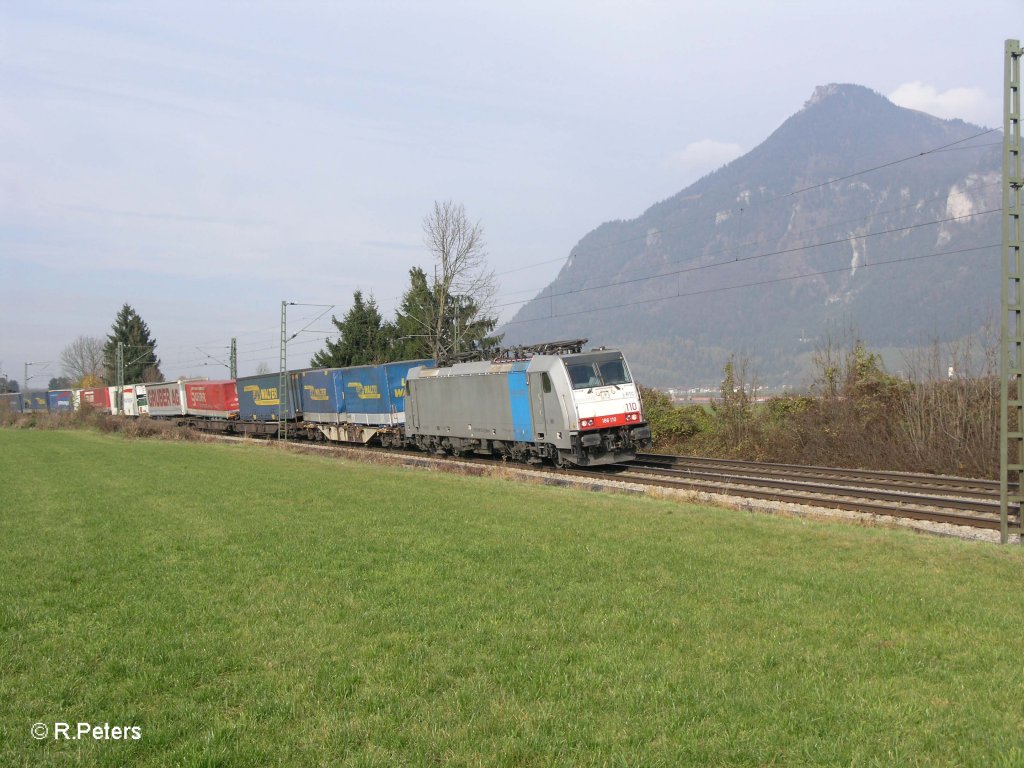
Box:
xmin=500 ymin=84 xmax=1002 ymax=388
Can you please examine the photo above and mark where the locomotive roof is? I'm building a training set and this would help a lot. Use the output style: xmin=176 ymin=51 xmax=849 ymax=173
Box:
xmin=414 ymin=349 xmax=626 ymax=378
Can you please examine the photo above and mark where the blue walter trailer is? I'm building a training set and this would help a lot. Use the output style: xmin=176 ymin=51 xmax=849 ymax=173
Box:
xmin=236 ymin=372 xmax=302 ymax=429
xmin=1 ymin=390 xmax=48 ymax=414
xmin=299 ymin=359 xmax=433 ymax=444
xmin=21 ymin=390 xmax=49 ymax=413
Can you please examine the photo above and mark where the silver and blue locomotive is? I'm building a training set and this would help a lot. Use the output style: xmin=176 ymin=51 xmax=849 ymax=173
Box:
xmin=405 ymin=340 xmax=651 ymax=466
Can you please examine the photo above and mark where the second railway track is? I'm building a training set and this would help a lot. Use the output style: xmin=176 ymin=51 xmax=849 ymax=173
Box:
xmin=593 ymin=453 xmax=1017 ymax=531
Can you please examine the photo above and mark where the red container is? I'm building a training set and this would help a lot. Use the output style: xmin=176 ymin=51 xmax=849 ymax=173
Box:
xmin=79 ymin=387 xmax=112 ymax=410
xmin=184 ymin=380 xmax=239 ymax=418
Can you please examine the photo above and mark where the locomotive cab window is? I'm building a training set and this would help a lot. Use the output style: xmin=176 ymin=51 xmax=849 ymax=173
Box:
xmin=564 ymin=353 xmax=632 ymax=390
xmin=598 ymin=360 xmax=629 ymax=386
xmin=542 ymin=372 xmax=552 ymax=393
xmin=567 ymin=364 xmax=599 ymax=389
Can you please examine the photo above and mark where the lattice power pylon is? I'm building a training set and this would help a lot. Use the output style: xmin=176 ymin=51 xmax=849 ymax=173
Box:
xmin=1000 ymin=38 xmax=1022 ymax=544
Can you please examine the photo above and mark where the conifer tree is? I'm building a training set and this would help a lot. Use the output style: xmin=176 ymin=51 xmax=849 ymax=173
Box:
xmin=311 ymin=291 xmax=393 ymax=368
xmin=391 ymin=267 xmax=434 ymax=361
xmin=103 ymin=304 xmax=162 ymax=384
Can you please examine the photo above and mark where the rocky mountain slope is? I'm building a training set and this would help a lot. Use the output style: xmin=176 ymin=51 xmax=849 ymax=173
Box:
xmin=501 ymin=84 xmax=1002 ymax=388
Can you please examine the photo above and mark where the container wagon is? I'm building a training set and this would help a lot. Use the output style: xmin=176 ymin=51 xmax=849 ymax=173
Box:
xmin=20 ymin=390 xmax=49 ymax=413
xmin=78 ymin=387 xmax=113 ymax=414
xmin=182 ymin=380 xmax=239 ymax=427
xmin=0 ymin=392 xmax=23 ymax=413
xmin=121 ymin=384 xmax=148 ymax=417
xmin=47 ymin=390 xmax=73 ymax=412
xmin=235 ymin=372 xmax=301 ymax=435
xmin=298 ymin=359 xmax=432 ymax=444
xmin=145 ymin=380 xmax=189 ymax=419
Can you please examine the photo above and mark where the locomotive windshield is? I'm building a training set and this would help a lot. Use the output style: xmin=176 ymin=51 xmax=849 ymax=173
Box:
xmin=564 ymin=353 xmax=632 ymax=390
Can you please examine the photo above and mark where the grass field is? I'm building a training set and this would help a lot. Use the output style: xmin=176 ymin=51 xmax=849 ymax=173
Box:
xmin=1 ymin=429 xmax=1023 ymax=766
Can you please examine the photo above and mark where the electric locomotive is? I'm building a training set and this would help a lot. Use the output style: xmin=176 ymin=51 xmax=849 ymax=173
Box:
xmin=404 ymin=340 xmax=651 ymax=466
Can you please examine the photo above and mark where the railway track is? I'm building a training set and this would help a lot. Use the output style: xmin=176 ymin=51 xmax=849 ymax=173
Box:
xmin=213 ymin=434 xmax=1016 ymax=533
xmin=596 ymin=453 xmax=1018 ymax=531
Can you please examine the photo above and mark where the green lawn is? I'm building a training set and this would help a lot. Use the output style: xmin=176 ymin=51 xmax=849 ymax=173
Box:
xmin=1 ymin=429 xmax=1022 ymax=766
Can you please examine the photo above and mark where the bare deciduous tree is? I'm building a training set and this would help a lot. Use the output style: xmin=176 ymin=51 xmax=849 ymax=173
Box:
xmin=419 ymin=200 xmax=498 ymax=362
xmin=141 ymin=364 xmax=163 ymax=383
xmin=61 ymin=335 xmax=106 ymax=386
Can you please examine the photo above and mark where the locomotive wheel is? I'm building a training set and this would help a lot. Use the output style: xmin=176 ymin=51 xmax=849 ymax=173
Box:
xmin=550 ymin=445 xmax=567 ymax=468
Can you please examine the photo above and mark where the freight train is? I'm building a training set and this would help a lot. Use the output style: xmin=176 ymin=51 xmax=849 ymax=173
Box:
xmin=1 ymin=340 xmax=651 ymax=467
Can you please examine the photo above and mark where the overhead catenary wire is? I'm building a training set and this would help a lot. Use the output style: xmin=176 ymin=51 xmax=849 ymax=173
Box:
xmin=178 ymin=207 xmax=997 ymax=370
xmin=491 ymin=207 xmax=1002 ymax=312
xmin=779 ymin=128 xmax=1000 ymax=199
xmin=489 ymin=181 xmax=1004 ymax=309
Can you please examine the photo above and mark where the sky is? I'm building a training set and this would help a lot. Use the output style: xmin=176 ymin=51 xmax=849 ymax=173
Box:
xmin=0 ymin=0 xmax=1018 ymax=385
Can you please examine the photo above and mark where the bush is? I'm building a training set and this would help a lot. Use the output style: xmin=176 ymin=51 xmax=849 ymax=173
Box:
xmin=638 ymin=387 xmax=709 ymax=450
xmin=641 ymin=338 xmax=1000 ymax=478
xmin=0 ymin=406 xmax=203 ymax=442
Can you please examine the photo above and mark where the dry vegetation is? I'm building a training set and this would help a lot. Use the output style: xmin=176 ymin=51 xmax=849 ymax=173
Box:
xmin=642 ymin=337 xmax=1000 ymax=478
xmin=0 ymin=405 xmax=205 ymax=441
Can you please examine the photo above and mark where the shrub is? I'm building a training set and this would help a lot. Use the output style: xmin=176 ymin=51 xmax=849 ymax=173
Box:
xmin=638 ymin=386 xmax=708 ymax=450
xmin=640 ymin=338 xmax=1000 ymax=478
